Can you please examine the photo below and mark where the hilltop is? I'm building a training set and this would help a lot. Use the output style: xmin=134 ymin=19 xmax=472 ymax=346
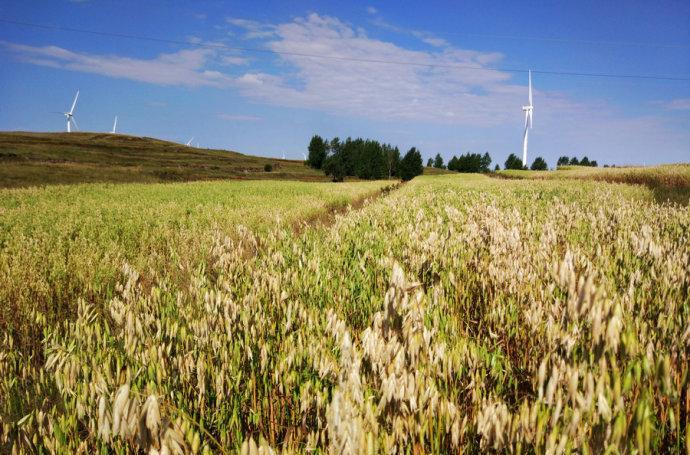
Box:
xmin=0 ymin=132 xmax=330 ymax=188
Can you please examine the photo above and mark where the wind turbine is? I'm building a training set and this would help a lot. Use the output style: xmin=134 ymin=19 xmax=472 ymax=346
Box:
xmin=186 ymin=137 xmax=194 ymax=146
xmin=64 ymin=90 xmax=79 ymax=132
xmin=302 ymin=152 xmax=307 ymax=161
xmin=111 ymin=116 xmax=118 ymax=134
xmin=521 ymin=70 xmax=533 ymax=168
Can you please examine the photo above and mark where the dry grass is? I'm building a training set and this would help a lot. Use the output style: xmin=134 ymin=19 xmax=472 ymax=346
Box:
xmin=1 ymin=174 xmax=688 ymax=453
xmin=499 ymin=164 xmax=690 ymax=205
xmin=0 ymin=131 xmax=331 ymax=187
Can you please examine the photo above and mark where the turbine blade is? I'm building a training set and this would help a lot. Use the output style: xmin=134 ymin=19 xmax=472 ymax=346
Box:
xmin=71 ymin=117 xmax=79 ymax=131
xmin=70 ymin=90 xmax=79 ymax=115
xmin=112 ymin=116 xmax=118 ymax=133
xmin=528 ymin=71 xmax=532 ymax=106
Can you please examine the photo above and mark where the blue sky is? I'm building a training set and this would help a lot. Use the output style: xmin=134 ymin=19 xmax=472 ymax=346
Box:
xmin=1 ymin=0 xmax=689 ymax=166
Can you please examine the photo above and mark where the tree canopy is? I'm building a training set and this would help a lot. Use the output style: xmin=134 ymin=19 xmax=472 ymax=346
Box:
xmin=504 ymin=154 xmax=524 ymax=170
xmin=556 ymin=156 xmax=599 ymax=168
xmin=310 ymin=135 xmax=423 ymax=181
xmin=433 ymin=153 xmax=445 ymax=169
xmin=306 ymin=135 xmax=327 ymax=169
xmin=530 ymin=157 xmax=548 ymax=170
xmin=399 ymin=147 xmax=423 ymax=181
xmin=447 ymin=152 xmax=492 ymax=173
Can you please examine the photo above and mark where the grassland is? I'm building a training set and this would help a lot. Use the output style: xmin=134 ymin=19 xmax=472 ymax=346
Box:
xmin=499 ymin=163 xmax=690 ymax=205
xmin=0 ymin=132 xmax=330 ymax=187
xmin=1 ymin=173 xmax=688 ymax=453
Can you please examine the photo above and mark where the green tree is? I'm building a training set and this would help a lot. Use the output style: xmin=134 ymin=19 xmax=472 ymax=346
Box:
xmin=385 ymin=144 xmax=401 ymax=178
xmin=580 ymin=156 xmax=591 ymax=166
xmin=494 ymin=164 xmax=500 ymax=171
xmin=530 ymin=157 xmax=548 ymax=170
xmin=433 ymin=153 xmax=445 ymax=169
xmin=447 ymin=156 xmax=459 ymax=171
xmin=400 ymin=147 xmax=423 ymax=181
xmin=307 ymin=135 xmax=327 ymax=169
xmin=480 ymin=152 xmax=492 ymax=172
xmin=323 ymin=138 xmax=345 ymax=182
xmin=569 ymin=157 xmax=580 ymax=165
xmin=557 ymin=156 xmax=570 ymax=167
xmin=426 ymin=158 xmax=433 ymax=167
xmin=504 ymin=153 xmax=524 ymax=170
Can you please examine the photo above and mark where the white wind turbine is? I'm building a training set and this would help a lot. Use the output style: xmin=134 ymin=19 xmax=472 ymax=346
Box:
xmin=521 ymin=70 xmax=533 ymax=167
xmin=111 ymin=116 xmax=118 ymax=134
xmin=64 ymin=90 xmax=80 ymax=132
xmin=186 ymin=137 xmax=194 ymax=146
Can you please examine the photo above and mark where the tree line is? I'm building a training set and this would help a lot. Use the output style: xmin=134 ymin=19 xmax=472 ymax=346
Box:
xmin=307 ymin=135 xmax=423 ymax=181
xmin=307 ymin=134 xmax=600 ymax=179
xmin=556 ymin=156 xmax=598 ymax=167
xmin=503 ymin=154 xmax=548 ymax=170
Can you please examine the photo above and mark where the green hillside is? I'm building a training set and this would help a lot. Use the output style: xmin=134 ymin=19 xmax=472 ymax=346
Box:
xmin=0 ymin=131 xmax=329 ymax=187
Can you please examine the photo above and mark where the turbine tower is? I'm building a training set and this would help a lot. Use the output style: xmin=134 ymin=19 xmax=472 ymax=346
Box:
xmin=111 ymin=116 xmax=118 ymax=134
xmin=521 ymin=71 xmax=533 ymax=167
xmin=64 ymin=90 xmax=79 ymax=132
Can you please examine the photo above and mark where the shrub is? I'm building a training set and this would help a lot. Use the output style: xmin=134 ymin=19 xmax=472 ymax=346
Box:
xmin=264 ymin=163 xmax=273 ymax=172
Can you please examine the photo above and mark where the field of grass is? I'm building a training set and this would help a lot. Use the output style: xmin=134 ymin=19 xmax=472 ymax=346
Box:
xmin=0 ymin=179 xmax=389 ymax=353
xmin=499 ymin=164 xmax=690 ymax=205
xmin=0 ymin=132 xmax=330 ymax=187
xmin=1 ymin=173 xmax=688 ymax=453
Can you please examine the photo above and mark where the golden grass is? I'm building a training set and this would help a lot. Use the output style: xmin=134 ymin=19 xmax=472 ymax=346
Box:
xmin=1 ymin=174 xmax=688 ymax=453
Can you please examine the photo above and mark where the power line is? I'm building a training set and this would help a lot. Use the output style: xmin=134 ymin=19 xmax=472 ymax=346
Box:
xmin=443 ymin=31 xmax=690 ymax=49
xmin=2 ymin=18 xmax=690 ymax=82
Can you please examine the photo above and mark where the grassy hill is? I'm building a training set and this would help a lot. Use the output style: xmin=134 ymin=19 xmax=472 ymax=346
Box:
xmin=0 ymin=132 xmax=449 ymax=187
xmin=0 ymin=131 xmax=329 ymax=187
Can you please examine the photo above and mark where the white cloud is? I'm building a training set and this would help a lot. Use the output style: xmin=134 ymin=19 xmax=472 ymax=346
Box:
xmin=226 ymin=18 xmax=277 ymax=39
xmin=217 ymin=114 xmax=262 ymax=121
xmin=231 ymin=13 xmax=525 ymax=125
xmin=659 ymin=98 xmax=690 ymax=110
xmin=410 ymin=31 xmax=448 ymax=48
xmin=366 ymin=6 xmax=378 ymax=15
xmin=220 ymin=55 xmax=249 ymax=65
xmin=2 ymin=41 xmax=232 ymax=87
xmin=369 ymin=17 xmax=448 ymax=48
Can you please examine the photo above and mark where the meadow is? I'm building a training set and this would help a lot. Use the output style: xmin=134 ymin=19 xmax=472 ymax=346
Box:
xmin=499 ymin=163 xmax=690 ymax=205
xmin=0 ymin=132 xmax=329 ymax=187
xmin=1 ymin=172 xmax=688 ymax=453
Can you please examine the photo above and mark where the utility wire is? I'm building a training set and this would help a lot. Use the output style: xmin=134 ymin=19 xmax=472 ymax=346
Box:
xmin=442 ymin=31 xmax=690 ymax=49
xmin=2 ymin=18 xmax=690 ymax=82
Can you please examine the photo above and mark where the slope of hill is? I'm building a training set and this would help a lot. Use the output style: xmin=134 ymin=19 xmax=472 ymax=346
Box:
xmin=498 ymin=164 xmax=690 ymax=205
xmin=0 ymin=132 xmax=329 ymax=187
